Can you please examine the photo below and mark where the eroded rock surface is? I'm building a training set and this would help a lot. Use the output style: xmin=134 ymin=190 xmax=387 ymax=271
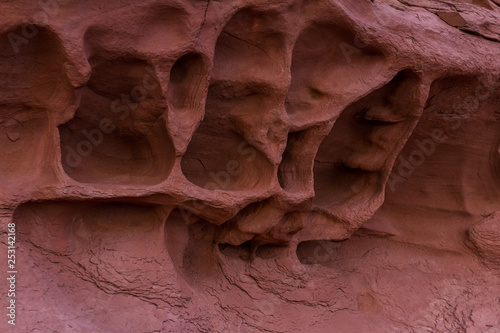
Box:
xmin=1 ymin=0 xmax=500 ymax=332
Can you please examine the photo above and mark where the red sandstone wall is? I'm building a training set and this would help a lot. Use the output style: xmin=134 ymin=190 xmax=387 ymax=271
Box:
xmin=1 ymin=0 xmax=500 ymax=332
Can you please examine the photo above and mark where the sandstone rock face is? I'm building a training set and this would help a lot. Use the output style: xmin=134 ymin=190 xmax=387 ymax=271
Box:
xmin=1 ymin=0 xmax=500 ymax=332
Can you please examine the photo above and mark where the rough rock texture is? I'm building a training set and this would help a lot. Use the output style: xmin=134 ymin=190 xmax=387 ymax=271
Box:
xmin=1 ymin=0 xmax=500 ymax=332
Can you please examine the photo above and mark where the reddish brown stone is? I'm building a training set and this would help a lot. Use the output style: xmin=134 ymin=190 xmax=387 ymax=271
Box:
xmin=1 ymin=0 xmax=500 ymax=331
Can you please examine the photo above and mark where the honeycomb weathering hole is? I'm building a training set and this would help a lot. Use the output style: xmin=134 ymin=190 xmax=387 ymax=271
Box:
xmin=167 ymin=52 xmax=209 ymax=113
xmin=180 ymin=9 xmax=285 ymax=192
xmin=403 ymin=74 xmax=500 ymax=213
xmin=59 ymin=55 xmax=175 ymax=184
xmin=286 ymin=23 xmax=386 ymax=128
xmin=0 ymin=27 xmax=73 ymax=183
xmin=313 ymin=70 xmax=422 ymax=211
xmin=212 ymin=8 xmax=287 ymax=82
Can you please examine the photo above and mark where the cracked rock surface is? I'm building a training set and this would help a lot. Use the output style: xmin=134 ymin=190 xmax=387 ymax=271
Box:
xmin=1 ymin=0 xmax=500 ymax=332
